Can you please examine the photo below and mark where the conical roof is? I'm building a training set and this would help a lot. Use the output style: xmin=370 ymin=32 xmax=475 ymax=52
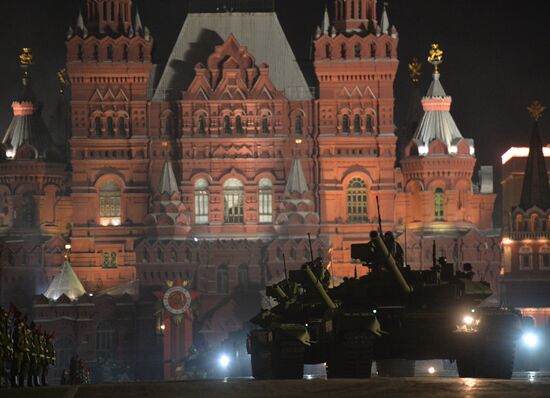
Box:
xmin=158 ymin=160 xmax=179 ymax=195
xmin=285 ymin=159 xmax=308 ymax=194
xmin=519 ymin=121 xmax=550 ymax=210
xmin=44 ymin=259 xmax=86 ymax=301
xmin=413 ymin=72 xmax=464 ymax=152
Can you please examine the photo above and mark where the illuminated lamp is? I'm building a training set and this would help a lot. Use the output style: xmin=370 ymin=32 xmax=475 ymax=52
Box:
xmin=418 ymin=145 xmax=428 ymax=156
xmin=449 ymin=145 xmax=458 ymax=155
xmin=5 ymin=148 xmax=15 ymax=159
xmin=295 ymin=138 xmax=303 ymax=144
xmin=501 ymin=238 xmax=513 ymax=245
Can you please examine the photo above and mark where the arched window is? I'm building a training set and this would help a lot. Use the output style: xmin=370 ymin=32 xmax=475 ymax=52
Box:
xmin=99 ymin=180 xmax=121 ymax=226
xmin=515 ymin=214 xmax=524 ymax=231
xmin=163 ymin=115 xmax=174 ymax=136
xmin=198 ymin=116 xmax=206 ymax=135
xmin=107 ymin=45 xmax=113 ymax=61
xmin=110 ymin=1 xmax=115 ymax=20
xmin=365 ymin=115 xmax=373 ymax=133
xmin=94 ymin=45 xmax=99 ymax=61
xmin=540 ymin=246 xmax=550 ymax=270
xmin=224 ymin=178 xmax=244 ymax=224
xmin=340 ymin=44 xmax=346 ymax=59
xmin=370 ymin=43 xmax=376 ymax=58
xmin=236 ymin=115 xmax=244 ymax=134
xmin=295 ymin=114 xmax=303 ymax=135
xmin=342 ymin=114 xmax=350 ymax=134
xmin=123 ymin=45 xmax=128 ymax=61
xmin=325 ymin=43 xmax=331 ymax=59
xmin=386 ymin=43 xmax=392 ymax=58
xmin=217 ymin=266 xmax=229 ymax=294
xmin=107 ymin=117 xmax=115 ymax=136
xmin=95 ymin=117 xmax=102 ymax=136
xmin=434 ymin=188 xmax=444 ymax=221
xmin=259 ymin=178 xmax=273 ymax=224
xmin=118 ymin=117 xmax=126 ymax=136
xmin=347 ymin=177 xmax=368 ymax=223
xmin=194 ymin=179 xmax=209 ymax=225
xmin=139 ymin=45 xmax=144 ymax=62
xmin=354 ymin=43 xmax=361 ymax=58
xmin=262 ymin=115 xmax=269 ymax=134
xmin=530 ymin=213 xmax=540 ymax=232
xmin=96 ymin=320 xmax=117 ymax=360
xmin=223 ymin=115 xmax=232 ymax=135
xmin=77 ymin=45 xmax=83 ymax=61
xmin=354 ymin=115 xmax=361 ymax=134
xmin=237 ymin=265 xmax=249 ymax=290
xmin=519 ymin=246 xmax=533 ymax=270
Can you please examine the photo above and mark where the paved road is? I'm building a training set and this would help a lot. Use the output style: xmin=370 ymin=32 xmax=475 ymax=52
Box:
xmin=2 ymin=375 xmax=550 ymax=398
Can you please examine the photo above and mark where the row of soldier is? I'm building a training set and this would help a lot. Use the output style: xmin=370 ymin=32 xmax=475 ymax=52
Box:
xmin=0 ymin=305 xmax=55 ymax=388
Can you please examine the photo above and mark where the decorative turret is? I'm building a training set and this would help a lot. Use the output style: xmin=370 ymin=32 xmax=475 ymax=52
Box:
xmin=518 ymin=101 xmax=550 ymax=210
xmin=333 ymin=0 xmax=377 ymax=32
xmin=44 ymin=245 xmax=86 ymax=301
xmin=1 ymin=49 xmax=56 ymax=160
xmin=407 ymin=44 xmax=474 ymax=156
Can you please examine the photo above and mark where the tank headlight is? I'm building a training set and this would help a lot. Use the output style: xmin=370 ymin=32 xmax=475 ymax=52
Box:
xmin=218 ymin=353 xmax=230 ymax=369
xmin=522 ymin=332 xmax=539 ymax=349
xmin=463 ymin=315 xmax=474 ymax=326
xmin=456 ymin=313 xmax=480 ymax=332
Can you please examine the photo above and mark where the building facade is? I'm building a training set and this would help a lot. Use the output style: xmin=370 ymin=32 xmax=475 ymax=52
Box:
xmin=0 ymin=0 xmax=499 ymax=381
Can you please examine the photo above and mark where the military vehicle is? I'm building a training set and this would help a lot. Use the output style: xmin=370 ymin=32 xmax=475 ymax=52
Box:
xmin=247 ymin=233 xmax=522 ymax=379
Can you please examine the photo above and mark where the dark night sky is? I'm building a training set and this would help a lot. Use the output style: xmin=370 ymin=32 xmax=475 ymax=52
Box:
xmin=0 ymin=0 xmax=549 ymax=222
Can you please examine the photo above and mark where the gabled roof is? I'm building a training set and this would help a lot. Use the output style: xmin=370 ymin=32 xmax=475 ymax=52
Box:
xmin=285 ymin=159 xmax=309 ymax=194
xmin=44 ymin=260 xmax=86 ymax=301
xmin=153 ymin=12 xmax=312 ymax=101
xmin=158 ymin=160 xmax=180 ymax=195
xmin=519 ymin=121 xmax=550 ymax=210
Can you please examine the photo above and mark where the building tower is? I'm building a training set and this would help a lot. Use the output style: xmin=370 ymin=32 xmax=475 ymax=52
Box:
xmin=65 ymin=0 xmax=154 ymax=291
xmin=501 ymin=102 xmax=550 ymax=326
xmin=397 ymin=45 xmax=499 ymax=288
xmin=313 ymin=2 xmax=399 ymax=276
xmin=0 ymin=49 xmax=69 ymax=308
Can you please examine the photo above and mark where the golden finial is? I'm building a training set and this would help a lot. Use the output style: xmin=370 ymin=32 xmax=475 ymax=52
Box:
xmin=527 ymin=100 xmax=546 ymax=122
xmin=408 ymin=58 xmax=422 ymax=84
xmin=19 ymin=48 xmax=33 ymax=66
xmin=427 ymin=43 xmax=443 ymax=73
xmin=57 ymin=68 xmax=69 ymax=94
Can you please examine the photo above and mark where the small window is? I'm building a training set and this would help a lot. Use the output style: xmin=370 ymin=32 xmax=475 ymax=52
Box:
xmin=118 ymin=117 xmax=126 ymax=136
xmin=354 ymin=44 xmax=361 ymax=58
xmin=102 ymin=251 xmax=117 ymax=268
xmin=434 ymin=188 xmax=444 ymax=221
xmin=354 ymin=115 xmax=361 ymax=134
xmin=325 ymin=44 xmax=331 ymax=59
xmin=198 ymin=116 xmax=206 ymax=135
xmin=365 ymin=115 xmax=373 ymax=133
xmin=386 ymin=43 xmax=392 ymax=58
xmin=262 ymin=115 xmax=269 ymax=134
xmin=342 ymin=115 xmax=350 ymax=134
xmin=77 ymin=45 xmax=83 ymax=61
xmin=139 ymin=45 xmax=144 ymax=62
xmin=519 ymin=246 xmax=533 ymax=270
xmin=107 ymin=45 xmax=113 ymax=61
xmin=259 ymin=179 xmax=273 ymax=224
xmin=236 ymin=116 xmax=244 ymax=134
xmin=194 ymin=179 xmax=209 ymax=225
xmin=94 ymin=45 xmax=99 ymax=61
xmin=107 ymin=117 xmax=115 ymax=136
xmin=295 ymin=114 xmax=303 ymax=135
xmin=223 ymin=116 xmax=232 ymax=135
xmin=540 ymin=246 xmax=550 ymax=270
xmin=123 ymin=45 xmax=128 ymax=61
xmin=370 ymin=43 xmax=376 ymax=58
xmin=95 ymin=117 xmax=102 ymax=136
xmin=237 ymin=265 xmax=249 ymax=290
xmin=340 ymin=44 xmax=346 ymax=59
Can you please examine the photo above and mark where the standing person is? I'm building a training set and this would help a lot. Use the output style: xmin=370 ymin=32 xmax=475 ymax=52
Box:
xmin=0 ymin=309 xmax=12 ymax=388
xmin=41 ymin=333 xmax=55 ymax=386
xmin=10 ymin=317 xmax=26 ymax=387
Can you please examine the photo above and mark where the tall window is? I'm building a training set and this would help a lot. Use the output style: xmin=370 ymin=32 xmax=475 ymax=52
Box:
xmin=434 ymin=188 xmax=444 ymax=221
xmin=198 ymin=116 xmax=206 ymax=135
xmin=224 ymin=178 xmax=244 ymax=224
xmin=540 ymin=246 xmax=550 ymax=270
xmin=194 ymin=179 xmax=209 ymax=225
xmin=224 ymin=115 xmax=232 ymax=135
xmin=354 ymin=115 xmax=361 ymax=134
xmin=236 ymin=116 xmax=244 ymax=134
xmin=295 ymin=114 xmax=303 ymax=135
xmin=139 ymin=45 xmax=144 ymax=62
xmin=237 ymin=265 xmax=249 ymax=290
xmin=519 ymin=246 xmax=533 ymax=270
xmin=217 ymin=265 xmax=229 ymax=294
xmin=386 ymin=43 xmax=392 ymax=58
xmin=366 ymin=115 xmax=373 ymax=133
xmin=354 ymin=43 xmax=361 ymax=58
xmin=118 ymin=117 xmax=126 ymax=136
xmin=107 ymin=45 xmax=113 ymax=61
xmin=370 ymin=43 xmax=376 ymax=58
xmin=99 ymin=180 xmax=121 ymax=226
xmin=342 ymin=114 xmax=350 ymax=134
xmin=259 ymin=178 xmax=273 ymax=224
xmin=95 ymin=117 xmax=102 ymax=136
xmin=347 ymin=177 xmax=368 ymax=223
xmin=107 ymin=117 xmax=115 ymax=136
xmin=123 ymin=45 xmax=128 ymax=61
xmin=96 ymin=321 xmax=117 ymax=360
xmin=262 ymin=115 xmax=269 ymax=134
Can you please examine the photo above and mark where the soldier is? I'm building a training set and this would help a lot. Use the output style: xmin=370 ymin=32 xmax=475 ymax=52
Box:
xmin=42 ymin=333 xmax=55 ymax=386
xmin=10 ymin=316 xmax=25 ymax=387
xmin=383 ymin=231 xmax=405 ymax=268
xmin=0 ymin=308 xmax=12 ymax=388
xmin=27 ymin=324 xmax=41 ymax=386
xmin=21 ymin=321 xmax=32 ymax=387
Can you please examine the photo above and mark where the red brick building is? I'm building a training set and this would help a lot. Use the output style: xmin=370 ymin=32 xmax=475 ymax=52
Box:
xmin=0 ymin=0 xmax=499 ymax=381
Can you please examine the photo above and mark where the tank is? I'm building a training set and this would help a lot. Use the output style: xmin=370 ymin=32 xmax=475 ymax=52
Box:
xmin=247 ymin=233 xmax=522 ymax=379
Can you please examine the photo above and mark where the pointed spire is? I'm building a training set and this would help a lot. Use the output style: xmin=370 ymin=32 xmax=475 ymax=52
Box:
xmin=520 ymin=102 xmax=550 ymax=210
xmin=285 ymin=159 xmax=309 ymax=194
xmin=44 ymin=259 xmax=87 ymax=301
xmin=135 ymin=8 xmax=143 ymax=35
xmin=380 ymin=2 xmax=390 ymax=35
xmin=158 ymin=160 xmax=179 ymax=195
xmin=76 ymin=10 xmax=85 ymax=32
xmin=322 ymin=7 xmax=330 ymax=35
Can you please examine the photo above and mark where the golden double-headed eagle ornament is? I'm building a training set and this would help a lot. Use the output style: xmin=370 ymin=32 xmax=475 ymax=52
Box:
xmin=427 ymin=43 xmax=443 ymax=72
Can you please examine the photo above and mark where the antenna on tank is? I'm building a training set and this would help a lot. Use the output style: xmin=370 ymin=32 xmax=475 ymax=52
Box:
xmin=376 ymin=196 xmax=383 ymax=235
xmin=282 ymin=253 xmax=288 ymax=280
xmin=432 ymin=240 xmax=437 ymax=268
xmin=404 ymin=225 xmax=408 ymax=266
xmin=308 ymin=232 xmax=314 ymax=262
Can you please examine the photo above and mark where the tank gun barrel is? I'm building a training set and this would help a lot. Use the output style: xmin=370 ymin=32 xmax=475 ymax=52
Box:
xmin=372 ymin=236 xmax=413 ymax=294
xmin=304 ymin=266 xmax=337 ymax=309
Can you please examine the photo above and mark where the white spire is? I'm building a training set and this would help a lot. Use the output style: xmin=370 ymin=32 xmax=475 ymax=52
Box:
xmin=76 ymin=10 xmax=85 ymax=32
xmin=135 ymin=8 xmax=143 ymax=34
xmin=285 ymin=159 xmax=309 ymax=194
xmin=44 ymin=259 xmax=86 ymax=301
xmin=380 ymin=3 xmax=390 ymax=35
xmin=158 ymin=160 xmax=179 ymax=195
xmin=322 ymin=7 xmax=330 ymax=35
